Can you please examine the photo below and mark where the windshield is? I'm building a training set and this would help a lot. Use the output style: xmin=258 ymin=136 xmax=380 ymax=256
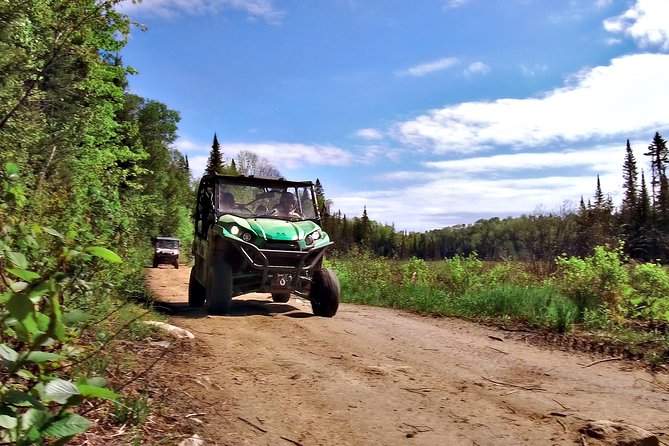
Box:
xmin=155 ymin=239 xmax=179 ymax=249
xmin=216 ymin=182 xmax=317 ymax=220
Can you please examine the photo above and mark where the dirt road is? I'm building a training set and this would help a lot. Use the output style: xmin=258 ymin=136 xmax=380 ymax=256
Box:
xmin=146 ymin=266 xmax=668 ymax=445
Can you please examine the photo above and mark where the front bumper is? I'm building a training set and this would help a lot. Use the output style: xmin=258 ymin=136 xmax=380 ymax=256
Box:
xmin=224 ymin=235 xmax=333 ymax=295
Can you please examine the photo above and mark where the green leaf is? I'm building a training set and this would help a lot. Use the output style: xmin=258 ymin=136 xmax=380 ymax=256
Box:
xmin=62 ymin=309 xmax=92 ymax=324
xmin=25 ymin=351 xmax=64 ymax=363
xmin=6 ymin=251 xmax=28 ymax=269
xmin=5 ymin=269 xmax=40 ymax=281
xmin=0 ymin=414 xmax=17 ymax=429
xmin=44 ymin=379 xmax=79 ymax=404
xmin=20 ymin=409 xmax=49 ymax=432
xmin=16 ymin=369 xmax=37 ymax=380
xmin=6 ymin=294 xmax=38 ymax=334
xmin=84 ymin=246 xmax=122 ymax=263
xmin=5 ymin=162 xmax=19 ymax=175
xmin=8 ymin=280 xmax=29 ymax=293
xmin=77 ymin=384 xmax=119 ymax=400
xmin=3 ymin=390 xmax=42 ymax=408
xmin=42 ymin=413 xmax=91 ymax=438
xmin=47 ymin=293 xmax=66 ymax=341
xmin=0 ymin=343 xmax=19 ymax=362
xmin=42 ymin=227 xmax=64 ymax=239
xmin=27 ymin=281 xmax=53 ymax=300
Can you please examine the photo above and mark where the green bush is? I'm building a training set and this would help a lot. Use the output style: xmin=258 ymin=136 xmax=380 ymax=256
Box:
xmin=627 ymin=262 xmax=669 ymax=322
xmin=1 ymin=163 xmax=120 ymax=444
xmin=435 ymin=253 xmax=483 ymax=295
xmin=553 ymin=243 xmax=630 ymax=319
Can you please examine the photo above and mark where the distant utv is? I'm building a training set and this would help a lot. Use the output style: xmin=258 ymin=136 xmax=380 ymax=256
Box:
xmin=152 ymin=237 xmax=180 ymax=269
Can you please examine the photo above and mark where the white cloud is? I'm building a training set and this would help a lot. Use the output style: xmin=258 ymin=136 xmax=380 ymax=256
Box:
xmin=391 ymin=53 xmax=669 ymax=154
xmin=396 ymin=57 xmax=460 ymax=77
xmin=422 ymin=145 xmax=629 ymax=176
xmin=356 ymin=128 xmax=384 ymax=140
xmin=443 ymin=0 xmax=468 ymax=9
xmin=182 ymin=140 xmax=355 ymax=178
xmin=520 ymin=63 xmax=548 ymax=76
xmin=604 ymin=0 xmax=669 ymax=51
xmin=117 ymin=0 xmax=284 ymax=23
xmin=463 ymin=61 xmax=490 ymax=77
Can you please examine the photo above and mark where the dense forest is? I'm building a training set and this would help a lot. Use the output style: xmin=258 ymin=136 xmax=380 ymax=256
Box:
xmin=321 ymin=133 xmax=669 ymax=263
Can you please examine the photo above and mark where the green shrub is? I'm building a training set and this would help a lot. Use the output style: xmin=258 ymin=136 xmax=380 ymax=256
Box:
xmin=436 ymin=253 xmax=483 ymax=295
xmin=553 ymin=243 xmax=631 ymax=319
xmin=1 ymin=163 xmax=120 ymax=444
xmin=627 ymin=262 xmax=669 ymax=322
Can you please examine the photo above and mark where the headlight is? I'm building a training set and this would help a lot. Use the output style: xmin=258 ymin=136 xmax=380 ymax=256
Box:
xmin=230 ymin=225 xmax=240 ymax=236
xmin=305 ymin=230 xmax=321 ymax=245
xmin=242 ymin=232 xmax=252 ymax=242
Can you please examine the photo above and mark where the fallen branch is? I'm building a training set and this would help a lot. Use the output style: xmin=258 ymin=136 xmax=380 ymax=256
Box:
xmin=238 ymin=416 xmax=267 ymax=433
xmin=280 ymin=436 xmax=303 ymax=445
xmin=582 ymin=356 xmax=623 ymax=368
xmin=482 ymin=376 xmax=545 ymax=391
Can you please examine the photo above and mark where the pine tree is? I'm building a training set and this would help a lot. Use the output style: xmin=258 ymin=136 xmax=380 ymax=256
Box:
xmin=205 ymin=133 xmax=225 ymax=175
xmin=644 ymin=132 xmax=668 ymax=209
xmin=621 ymin=139 xmax=638 ymax=224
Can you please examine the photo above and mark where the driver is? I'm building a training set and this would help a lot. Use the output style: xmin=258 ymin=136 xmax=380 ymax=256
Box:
xmin=275 ymin=191 xmax=301 ymax=218
xmin=220 ymin=192 xmax=236 ymax=212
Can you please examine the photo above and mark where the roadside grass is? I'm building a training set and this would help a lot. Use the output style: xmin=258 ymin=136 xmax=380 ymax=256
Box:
xmin=328 ymin=247 xmax=669 ymax=365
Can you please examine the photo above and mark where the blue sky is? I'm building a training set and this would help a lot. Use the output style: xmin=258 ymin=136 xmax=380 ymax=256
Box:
xmin=117 ymin=0 xmax=669 ymax=232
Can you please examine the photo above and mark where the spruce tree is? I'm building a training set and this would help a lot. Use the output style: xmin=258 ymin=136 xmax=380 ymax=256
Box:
xmin=205 ymin=133 xmax=225 ymax=175
xmin=621 ymin=139 xmax=638 ymax=224
xmin=644 ymin=132 xmax=668 ymax=209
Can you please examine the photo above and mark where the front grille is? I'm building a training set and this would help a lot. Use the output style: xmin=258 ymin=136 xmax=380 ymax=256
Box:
xmin=263 ymin=241 xmax=300 ymax=251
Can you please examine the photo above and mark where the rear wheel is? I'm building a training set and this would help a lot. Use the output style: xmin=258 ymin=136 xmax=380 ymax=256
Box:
xmin=206 ymin=261 xmax=233 ymax=315
xmin=309 ymin=268 xmax=340 ymax=317
xmin=188 ymin=268 xmax=205 ymax=307
xmin=152 ymin=256 xmax=159 ymax=268
xmin=173 ymin=258 xmax=180 ymax=269
xmin=271 ymin=293 xmax=291 ymax=303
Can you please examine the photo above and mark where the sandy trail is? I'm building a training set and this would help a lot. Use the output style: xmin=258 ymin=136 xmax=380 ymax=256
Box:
xmin=146 ymin=265 xmax=668 ymax=445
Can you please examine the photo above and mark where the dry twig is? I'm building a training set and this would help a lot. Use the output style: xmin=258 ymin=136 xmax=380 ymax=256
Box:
xmin=482 ymin=376 xmax=545 ymax=391
xmin=582 ymin=356 xmax=623 ymax=368
xmin=238 ymin=416 xmax=267 ymax=433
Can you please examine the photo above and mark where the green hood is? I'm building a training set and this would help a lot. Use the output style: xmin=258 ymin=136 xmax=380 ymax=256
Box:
xmin=217 ymin=215 xmax=320 ymax=241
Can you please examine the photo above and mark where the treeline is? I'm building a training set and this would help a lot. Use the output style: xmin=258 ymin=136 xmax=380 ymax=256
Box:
xmin=1 ymin=2 xmax=195 ymax=442
xmin=322 ymin=133 xmax=669 ymax=263
xmin=0 ymin=0 xmax=194 ymax=266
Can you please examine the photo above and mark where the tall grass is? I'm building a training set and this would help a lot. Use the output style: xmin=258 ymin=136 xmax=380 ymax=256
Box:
xmin=328 ymin=244 xmax=669 ymax=334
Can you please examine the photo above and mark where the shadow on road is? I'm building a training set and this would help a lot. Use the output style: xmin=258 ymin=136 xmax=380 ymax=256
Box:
xmin=152 ymin=297 xmax=314 ymax=319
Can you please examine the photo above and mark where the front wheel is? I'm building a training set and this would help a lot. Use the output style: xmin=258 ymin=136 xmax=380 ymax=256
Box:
xmin=188 ymin=268 xmax=205 ymax=307
xmin=309 ymin=268 xmax=340 ymax=317
xmin=272 ymin=293 xmax=291 ymax=303
xmin=206 ymin=261 xmax=233 ymax=315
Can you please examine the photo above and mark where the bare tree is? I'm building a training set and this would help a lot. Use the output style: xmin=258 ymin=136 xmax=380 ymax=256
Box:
xmin=235 ymin=150 xmax=282 ymax=178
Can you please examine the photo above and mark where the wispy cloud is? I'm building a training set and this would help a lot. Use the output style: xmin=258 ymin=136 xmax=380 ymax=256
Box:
xmin=391 ymin=53 xmax=669 ymax=154
xmin=182 ymin=141 xmax=355 ymax=178
xmin=443 ymin=0 xmax=469 ymax=10
xmin=117 ymin=0 xmax=284 ymax=23
xmin=604 ymin=0 xmax=669 ymax=51
xmin=356 ymin=128 xmax=384 ymax=140
xmin=520 ymin=63 xmax=548 ymax=76
xmin=395 ymin=57 xmax=460 ymax=77
xmin=463 ymin=61 xmax=490 ymax=77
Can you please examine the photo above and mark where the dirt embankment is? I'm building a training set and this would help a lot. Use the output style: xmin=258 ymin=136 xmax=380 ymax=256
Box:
xmin=144 ymin=265 xmax=668 ymax=446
